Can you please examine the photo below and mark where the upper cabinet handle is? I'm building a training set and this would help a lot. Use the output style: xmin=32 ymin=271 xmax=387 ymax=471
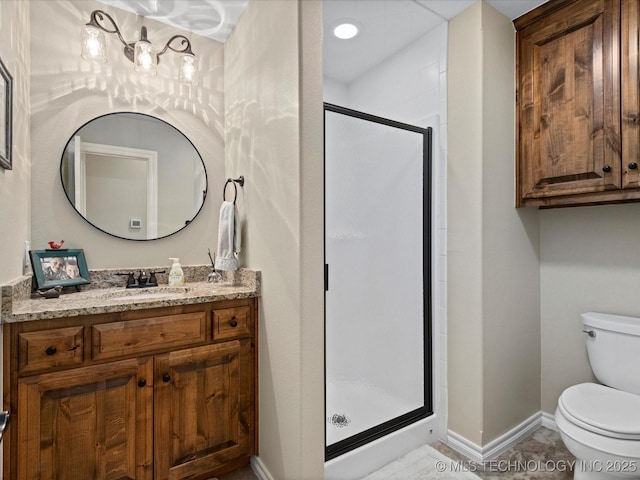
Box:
xmin=602 ymin=165 xmax=612 ymax=173
xmin=629 ymin=162 xmax=638 ymax=170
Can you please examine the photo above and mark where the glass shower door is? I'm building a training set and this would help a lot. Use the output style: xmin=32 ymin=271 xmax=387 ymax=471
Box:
xmin=324 ymin=104 xmax=432 ymax=459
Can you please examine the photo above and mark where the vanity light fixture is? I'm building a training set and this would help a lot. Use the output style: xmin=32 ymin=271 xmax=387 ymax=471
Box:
xmin=81 ymin=10 xmax=197 ymax=85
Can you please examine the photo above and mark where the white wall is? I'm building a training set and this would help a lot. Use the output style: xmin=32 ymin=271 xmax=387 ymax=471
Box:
xmin=0 ymin=1 xmax=30 ymax=473
xmin=540 ymin=204 xmax=640 ymax=412
xmin=480 ymin=3 xmax=540 ymax=443
xmin=225 ymin=1 xmax=325 ymax=478
xmin=0 ymin=0 xmax=30 ymax=284
xmin=344 ymin=23 xmax=448 ymax=130
xmin=448 ymin=3 xmax=484 ymax=446
xmin=448 ymin=1 xmax=540 ymax=446
xmin=30 ymin=0 xmax=224 ymax=268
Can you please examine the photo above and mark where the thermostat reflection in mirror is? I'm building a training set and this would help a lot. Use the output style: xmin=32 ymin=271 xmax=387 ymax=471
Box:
xmin=59 ymin=112 xmax=208 ymax=241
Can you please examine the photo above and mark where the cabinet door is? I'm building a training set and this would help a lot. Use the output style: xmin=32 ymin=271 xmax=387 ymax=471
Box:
xmin=154 ymin=340 xmax=255 ymax=480
xmin=17 ymin=358 xmax=153 ymax=480
xmin=622 ymin=0 xmax=640 ymax=188
xmin=517 ymin=0 xmax=621 ymax=205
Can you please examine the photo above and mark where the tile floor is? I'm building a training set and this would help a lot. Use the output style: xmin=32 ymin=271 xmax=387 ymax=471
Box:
xmin=217 ymin=466 xmax=259 ymax=480
xmin=433 ymin=427 xmax=574 ymax=479
xmin=217 ymin=427 xmax=574 ymax=479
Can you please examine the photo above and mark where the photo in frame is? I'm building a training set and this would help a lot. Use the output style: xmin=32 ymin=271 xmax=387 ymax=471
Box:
xmin=0 ymin=56 xmax=11 ymax=170
xmin=29 ymin=249 xmax=90 ymax=290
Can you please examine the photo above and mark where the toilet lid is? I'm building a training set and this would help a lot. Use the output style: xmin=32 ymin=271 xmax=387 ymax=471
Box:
xmin=559 ymin=383 xmax=640 ymax=439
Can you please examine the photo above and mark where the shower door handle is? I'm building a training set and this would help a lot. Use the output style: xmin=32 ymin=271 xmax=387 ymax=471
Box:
xmin=325 ymin=264 xmax=329 ymax=291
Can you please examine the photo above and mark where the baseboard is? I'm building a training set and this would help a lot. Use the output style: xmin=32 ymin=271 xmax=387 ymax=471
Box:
xmin=446 ymin=411 xmax=543 ymax=463
xmin=540 ymin=411 xmax=558 ymax=431
xmin=251 ymin=456 xmax=274 ymax=480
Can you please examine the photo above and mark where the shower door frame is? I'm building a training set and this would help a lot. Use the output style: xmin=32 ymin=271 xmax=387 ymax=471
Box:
xmin=323 ymin=103 xmax=433 ymax=461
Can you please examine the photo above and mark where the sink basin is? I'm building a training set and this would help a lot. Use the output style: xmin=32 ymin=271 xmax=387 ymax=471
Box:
xmin=100 ymin=287 xmax=189 ymax=302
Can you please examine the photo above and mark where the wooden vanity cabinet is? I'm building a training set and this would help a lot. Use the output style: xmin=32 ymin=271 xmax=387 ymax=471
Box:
xmin=2 ymin=298 xmax=258 ymax=480
xmin=18 ymin=357 xmax=154 ymax=480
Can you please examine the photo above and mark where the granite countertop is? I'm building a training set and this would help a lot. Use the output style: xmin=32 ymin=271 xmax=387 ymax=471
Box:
xmin=1 ymin=267 xmax=261 ymax=323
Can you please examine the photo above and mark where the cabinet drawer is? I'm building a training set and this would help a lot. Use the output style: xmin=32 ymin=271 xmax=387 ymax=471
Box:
xmin=92 ymin=312 xmax=207 ymax=361
xmin=213 ymin=306 xmax=250 ymax=340
xmin=18 ymin=326 xmax=84 ymax=374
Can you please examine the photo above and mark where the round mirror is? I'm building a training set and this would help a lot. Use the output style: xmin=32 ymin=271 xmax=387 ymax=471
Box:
xmin=60 ymin=112 xmax=207 ymax=241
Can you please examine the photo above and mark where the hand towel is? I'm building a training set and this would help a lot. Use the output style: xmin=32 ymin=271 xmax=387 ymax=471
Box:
xmin=214 ymin=201 xmax=241 ymax=271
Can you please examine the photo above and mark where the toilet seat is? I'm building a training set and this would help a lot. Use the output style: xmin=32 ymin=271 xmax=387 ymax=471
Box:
xmin=558 ymin=383 xmax=640 ymax=440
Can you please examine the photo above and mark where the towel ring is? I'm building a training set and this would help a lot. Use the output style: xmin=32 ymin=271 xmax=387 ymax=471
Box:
xmin=223 ymin=176 xmax=245 ymax=204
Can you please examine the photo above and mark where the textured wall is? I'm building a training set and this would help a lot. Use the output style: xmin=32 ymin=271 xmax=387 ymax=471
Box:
xmin=0 ymin=1 xmax=30 ymax=473
xmin=480 ymin=2 xmax=540 ymax=443
xmin=448 ymin=1 xmax=485 ymax=446
xmin=225 ymin=0 xmax=325 ymax=478
xmin=30 ymin=0 xmax=224 ymax=269
xmin=0 ymin=0 xmax=30 ymax=285
xmin=448 ymin=1 xmax=541 ymax=447
xmin=540 ymin=204 xmax=640 ymax=413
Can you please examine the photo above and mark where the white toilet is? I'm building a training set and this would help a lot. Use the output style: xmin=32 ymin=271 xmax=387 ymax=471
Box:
xmin=555 ymin=312 xmax=640 ymax=479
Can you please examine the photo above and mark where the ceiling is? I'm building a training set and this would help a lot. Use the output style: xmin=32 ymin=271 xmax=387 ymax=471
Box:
xmin=98 ymin=0 xmax=547 ymax=83
xmin=96 ymin=0 xmax=250 ymax=43
xmin=323 ymin=0 xmax=548 ymax=83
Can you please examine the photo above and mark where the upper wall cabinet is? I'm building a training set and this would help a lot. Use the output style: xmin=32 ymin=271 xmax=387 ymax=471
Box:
xmin=514 ymin=0 xmax=640 ymax=207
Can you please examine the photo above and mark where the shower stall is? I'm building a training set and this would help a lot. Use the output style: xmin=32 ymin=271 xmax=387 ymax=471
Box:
xmin=324 ymin=103 xmax=433 ymax=470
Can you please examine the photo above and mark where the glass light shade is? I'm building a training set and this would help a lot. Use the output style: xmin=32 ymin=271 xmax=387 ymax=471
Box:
xmin=178 ymin=53 xmax=197 ymax=85
xmin=134 ymin=40 xmax=157 ymax=76
xmin=81 ymin=25 xmax=107 ymax=63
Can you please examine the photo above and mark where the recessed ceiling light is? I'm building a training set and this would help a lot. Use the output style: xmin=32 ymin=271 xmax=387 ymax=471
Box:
xmin=333 ymin=22 xmax=359 ymax=40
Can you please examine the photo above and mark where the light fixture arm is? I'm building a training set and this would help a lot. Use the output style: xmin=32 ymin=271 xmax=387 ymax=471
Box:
xmin=86 ymin=10 xmax=130 ymax=50
xmin=158 ymin=35 xmax=194 ymax=57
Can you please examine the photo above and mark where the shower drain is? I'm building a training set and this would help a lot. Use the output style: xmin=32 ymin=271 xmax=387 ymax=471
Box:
xmin=328 ymin=413 xmax=351 ymax=428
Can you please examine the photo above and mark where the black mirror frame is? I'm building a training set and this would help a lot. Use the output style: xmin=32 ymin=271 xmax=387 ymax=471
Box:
xmin=59 ymin=112 xmax=208 ymax=241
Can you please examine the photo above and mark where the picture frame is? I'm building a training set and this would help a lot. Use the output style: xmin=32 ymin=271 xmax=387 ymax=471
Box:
xmin=0 ymin=56 xmax=12 ymax=170
xmin=29 ymin=249 xmax=91 ymax=290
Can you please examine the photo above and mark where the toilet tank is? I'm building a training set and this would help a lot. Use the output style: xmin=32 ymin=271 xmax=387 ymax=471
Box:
xmin=582 ymin=312 xmax=640 ymax=395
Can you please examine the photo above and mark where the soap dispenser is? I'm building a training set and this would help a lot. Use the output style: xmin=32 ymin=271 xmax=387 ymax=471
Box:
xmin=168 ymin=258 xmax=185 ymax=286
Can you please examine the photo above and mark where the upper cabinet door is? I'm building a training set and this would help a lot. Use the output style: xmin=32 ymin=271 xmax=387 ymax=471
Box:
xmin=516 ymin=0 xmax=621 ymax=206
xmin=622 ymin=0 xmax=640 ymax=188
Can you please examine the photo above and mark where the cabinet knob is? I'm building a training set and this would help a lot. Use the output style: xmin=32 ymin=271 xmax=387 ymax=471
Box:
xmin=137 ymin=379 xmax=146 ymax=388
xmin=230 ymin=318 xmax=238 ymax=328
xmin=629 ymin=162 xmax=638 ymax=170
xmin=602 ymin=165 xmax=612 ymax=173
xmin=45 ymin=346 xmax=57 ymax=356
xmin=162 ymin=374 xmax=171 ymax=383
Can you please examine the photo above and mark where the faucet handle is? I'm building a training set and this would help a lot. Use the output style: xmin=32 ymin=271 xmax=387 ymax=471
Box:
xmin=148 ymin=270 xmax=165 ymax=286
xmin=116 ymin=272 xmax=136 ymax=287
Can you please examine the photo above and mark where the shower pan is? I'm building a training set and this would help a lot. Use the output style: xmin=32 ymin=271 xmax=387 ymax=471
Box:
xmin=324 ymin=103 xmax=433 ymax=462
